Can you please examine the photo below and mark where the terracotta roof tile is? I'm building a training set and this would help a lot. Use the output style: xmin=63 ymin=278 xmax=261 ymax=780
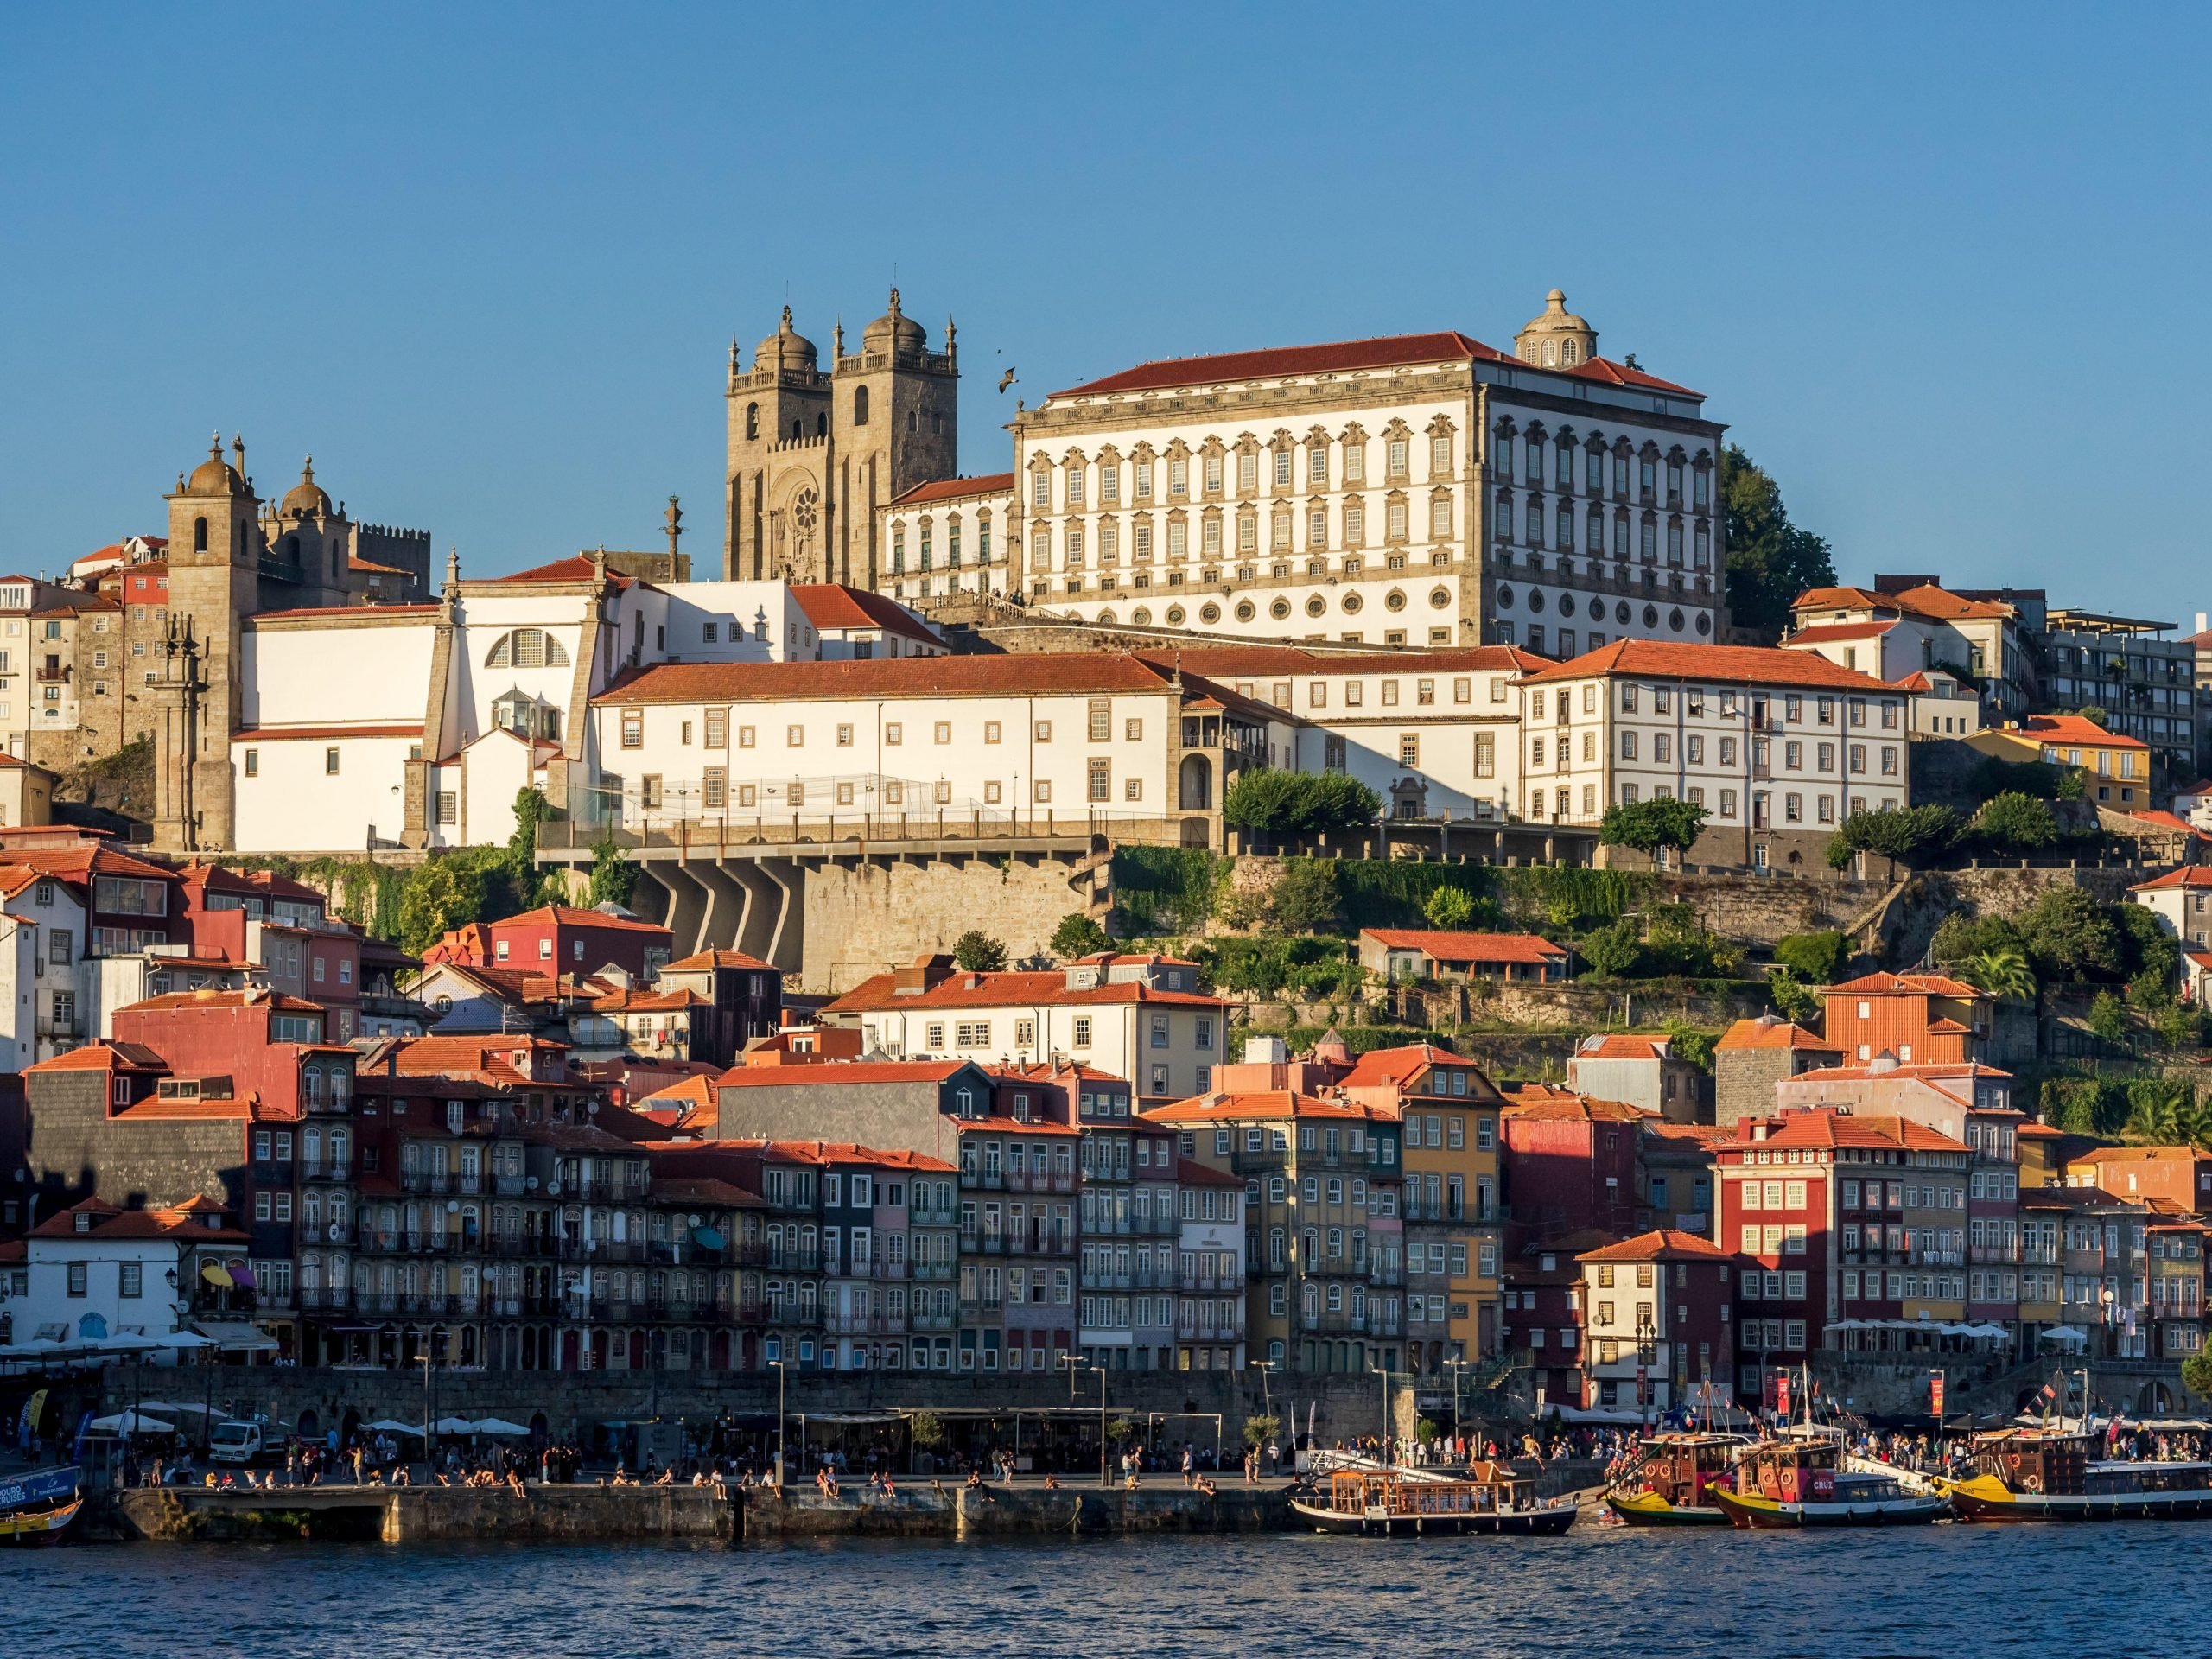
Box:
xmin=1715 ymin=1018 xmax=1840 ymax=1053
xmin=2020 ymin=714 xmax=2146 ymax=750
xmin=1575 ymin=1229 xmax=1738 ymax=1263
xmin=1521 ymin=639 xmax=1897 ymax=692
xmin=886 ymin=474 xmax=1015 ymax=508
xmin=1359 ymin=929 xmax=1566 ymax=964
xmin=788 ymin=584 xmax=942 ymax=647
xmin=592 ymin=652 xmax=1237 ymax=709
xmin=1053 ymin=332 xmax=1509 ymax=397
xmin=823 ymin=969 xmax=1223 ymax=1016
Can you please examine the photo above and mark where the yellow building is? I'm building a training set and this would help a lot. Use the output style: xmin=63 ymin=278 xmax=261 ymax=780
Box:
xmin=1969 ymin=715 xmax=2151 ymax=811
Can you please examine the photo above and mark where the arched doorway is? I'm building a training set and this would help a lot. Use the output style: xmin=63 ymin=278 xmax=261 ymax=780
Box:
xmin=1179 ymin=754 xmax=1212 ymax=810
xmin=298 ymin=1409 xmax=320 ymax=1443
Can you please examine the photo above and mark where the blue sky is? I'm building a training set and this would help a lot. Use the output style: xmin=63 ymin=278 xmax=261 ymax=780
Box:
xmin=4 ymin=3 xmax=2207 ymax=619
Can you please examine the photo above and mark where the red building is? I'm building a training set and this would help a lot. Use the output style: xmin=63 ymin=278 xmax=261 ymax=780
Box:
xmin=1504 ymin=1229 xmax=1611 ymax=1411
xmin=1822 ymin=972 xmax=1991 ymax=1065
xmin=180 ymin=863 xmax=370 ymax=1036
xmin=423 ymin=904 xmax=675 ymax=982
xmin=1574 ymin=1230 xmax=1739 ymax=1413
xmin=1501 ymin=1085 xmax=1647 ymax=1248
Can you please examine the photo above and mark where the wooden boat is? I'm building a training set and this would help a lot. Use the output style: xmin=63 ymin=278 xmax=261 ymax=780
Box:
xmin=1603 ymin=1433 xmax=1747 ymax=1527
xmin=1710 ymin=1438 xmax=1945 ymax=1529
xmin=0 ymin=1467 xmax=82 ymax=1545
xmin=1291 ymin=1460 xmax=1578 ymax=1536
xmin=1934 ymin=1428 xmax=2212 ymax=1522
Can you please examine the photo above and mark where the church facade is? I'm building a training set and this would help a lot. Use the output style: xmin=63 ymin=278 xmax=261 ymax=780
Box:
xmin=722 ymin=291 xmax=959 ymax=590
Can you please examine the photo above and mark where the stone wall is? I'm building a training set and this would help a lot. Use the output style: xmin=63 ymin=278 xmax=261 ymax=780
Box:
xmin=797 ymin=852 xmax=1101 ymax=995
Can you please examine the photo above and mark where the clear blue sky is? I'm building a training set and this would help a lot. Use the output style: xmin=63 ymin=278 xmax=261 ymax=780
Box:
xmin=5 ymin=3 xmax=2208 ymax=619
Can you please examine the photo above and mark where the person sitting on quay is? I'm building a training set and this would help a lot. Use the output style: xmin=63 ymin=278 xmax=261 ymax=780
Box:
xmin=655 ymin=1466 xmax=676 ymax=1487
xmin=1043 ymin=1472 xmax=1062 ymax=1491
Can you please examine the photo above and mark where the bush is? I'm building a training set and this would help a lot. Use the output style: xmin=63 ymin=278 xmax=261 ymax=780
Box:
xmin=1663 ymin=1020 xmax=1718 ymax=1072
xmin=1200 ymin=936 xmax=1352 ymax=997
xmin=1222 ymin=769 xmax=1382 ymax=835
xmin=1269 ymin=859 xmax=1341 ymax=933
xmin=1423 ymin=886 xmax=1478 ymax=930
xmin=1578 ymin=918 xmax=1643 ymax=977
xmin=1050 ymin=913 xmax=1110 ymax=959
xmin=2020 ymin=887 xmax=2125 ymax=982
xmin=1768 ymin=968 xmax=1824 ymax=1026
xmin=586 ymin=836 xmax=636 ymax=908
xmin=1111 ymin=847 xmax=1226 ymax=933
xmin=2088 ymin=989 xmax=2128 ymax=1046
xmin=1930 ymin=912 xmax=2026 ymax=966
xmin=1774 ymin=931 xmax=1849 ymax=984
xmin=1827 ymin=804 xmax=1963 ymax=868
xmin=1599 ymin=798 xmax=1708 ymax=859
xmin=953 ymin=931 xmax=1008 ymax=972
xmin=1973 ymin=791 xmax=2058 ymax=853
xmin=1243 ymin=1414 xmax=1282 ymax=1449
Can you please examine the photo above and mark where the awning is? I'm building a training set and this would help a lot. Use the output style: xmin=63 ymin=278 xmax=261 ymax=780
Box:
xmin=190 ymin=1321 xmax=276 ymax=1351
xmin=200 ymin=1264 xmax=234 ymax=1288
xmin=2040 ymin=1325 xmax=2089 ymax=1346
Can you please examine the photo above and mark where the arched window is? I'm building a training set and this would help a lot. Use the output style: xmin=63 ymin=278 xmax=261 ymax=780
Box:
xmin=790 ymin=419 xmax=801 ymax=441
xmin=1561 ymin=339 xmax=1580 ymax=365
xmin=853 ymin=385 xmax=869 ymax=425
xmin=745 ymin=404 xmax=759 ymax=441
xmin=194 ymin=517 xmax=208 ymax=553
xmin=486 ymin=629 xmax=569 ymax=670
xmin=816 ymin=412 xmax=827 ymax=436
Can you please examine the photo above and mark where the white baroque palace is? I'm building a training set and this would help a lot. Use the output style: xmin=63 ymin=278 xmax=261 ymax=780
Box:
xmin=858 ymin=290 xmax=1727 ymax=652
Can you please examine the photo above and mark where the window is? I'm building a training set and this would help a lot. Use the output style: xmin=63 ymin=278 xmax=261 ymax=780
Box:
xmin=324 ymin=747 xmax=340 ymax=775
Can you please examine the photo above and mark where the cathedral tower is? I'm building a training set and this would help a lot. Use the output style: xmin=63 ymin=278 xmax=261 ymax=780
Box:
xmin=162 ymin=434 xmax=263 ymax=849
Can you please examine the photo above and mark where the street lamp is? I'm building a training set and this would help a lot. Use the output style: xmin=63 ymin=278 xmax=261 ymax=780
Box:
xmin=1369 ymin=1365 xmax=1394 ymax=1463
xmin=1060 ymin=1356 xmax=1108 ymax=1487
xmin=768 ymin=1358 xmax=790 ymax=1488
xmin=1250 ymin=1358 xmax=1281 ymax=1476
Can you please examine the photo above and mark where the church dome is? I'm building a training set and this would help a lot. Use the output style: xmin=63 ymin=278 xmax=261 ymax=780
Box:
xmin=280 ymin=455 xmax=332 ymax=517
xmin=861 ymin=287 xmax=927 ymax=353
xmin=754 ymin=306 xmax=818 ymax=372
xmin=1513 ymin=288 xmax=1598 ymax=368
xmin=186 ymin=434 xmax=244 ymax=494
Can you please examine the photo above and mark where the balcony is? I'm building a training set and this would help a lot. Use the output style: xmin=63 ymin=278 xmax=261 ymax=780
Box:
xmin=1970 ymin=1244 xmax=2021 ymax=1265
xmin=1003 ymin=1168 xmax=1076 ymax=1195
xmin=1369 ymin=1263 xmax=1403 ymax=1287
xmin=911 ymin=1306 xmax=957 ymax=1331
xmin=1298 ymin=1311 xmax=1366 ymax=1336
xmin=912 ymin=1260 xmax=957 ymax=1281
xmin=301 ymin=1160 xmax=352 ymax=1184
xmin=402 ymin=1170 xmax=461 ymax=1197
xmin=297 ymin=1287 xmax=350 ymax=1311
xmin=765 ymin=1247 xmax=820 ymax=1273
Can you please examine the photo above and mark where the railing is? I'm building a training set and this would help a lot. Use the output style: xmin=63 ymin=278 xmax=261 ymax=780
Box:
xmin=911 ymin=1306 xmax=958 ymax=1331
xmin=1298 ymin=1312 xmax=1365 ymax=1335
xmin=1003 ymin=1168 xmax=1076 ymax=1194
xmin=301 ymin=1160 xmax=352 ymax=1183
xmin=298 ymin=1287 xmax=349 ymax=1311
xmin=912 ymin=1260 xmax=957 ymax=1281
xmin=1970 ymin=1244 xmax=2021 ymax=1264
xmin=765 ymin=1247 xmax=821 ymax=1272
xmin=542 ymin=807 xmax=1187 ymax=855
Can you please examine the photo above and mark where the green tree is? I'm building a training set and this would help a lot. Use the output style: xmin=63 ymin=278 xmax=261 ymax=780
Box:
xmin=1422 ymin=885 xmax=1478 ymax=930
xmin=2182 ymin=1348 xmax=2212 ymax=1402
xmin=1930 ymin=912 xmax=2025 ymax=966
xmin=1767 ymin=967 xmax=1824 ymax=1026
xmin=1222 ymin=769 xmax=1382 ymax=836
xmin=2021 ymin=887 xmax=2125 ymax=982
xmin=1268 ymin=859 xmax=1342 ymax=933
xmin=1974 ymin=791 xmax=2058 ymax=853
xmin=1827 ymin=804 xmax=1962 ymax=869
xmin=1663 ymin=1020 xmax=1717 ymax=1072
xmin=397 ymin=855 xmax=489 ymax=957
xmin=1598 ymin=798 xmax=1709 ymax=862
xmin=1959 ymin=946 xmax=2037 ymax=1004
xmin=585 ymin=836 xmax=636 ymax=909
xmin=1242 ymin=1414 xmax=1282 ymax=1449
xmin=2088 ymin=989 xmax=2129 ymax=1047
xmin=1050 ymin=913 xmax=1109 ymax=958
xmin=1577 ymin=918 xmax=1643 ymax=977
xmin=953 ymin=930 xmax=1009 ymax=972
xmin=1719 ymin=444 xmax=1837 ymax=637
xmin=1774 ymin=931 xmax=1849 ymax=985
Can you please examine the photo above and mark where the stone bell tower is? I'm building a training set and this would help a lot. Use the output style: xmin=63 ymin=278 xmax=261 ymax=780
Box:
xmin=162 ymin=434 xmax=261 ymax=849
xmin=150 ymin=616 xmax=209 ymax=854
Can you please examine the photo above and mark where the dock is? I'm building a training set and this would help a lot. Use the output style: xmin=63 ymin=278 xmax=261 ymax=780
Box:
xmin=114 ymin=1481 xmax=735 ymax=1544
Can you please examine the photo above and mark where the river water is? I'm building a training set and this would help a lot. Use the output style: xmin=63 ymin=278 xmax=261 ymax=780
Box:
xmin=11 ymin=1524 xmax=2199 ymax=1657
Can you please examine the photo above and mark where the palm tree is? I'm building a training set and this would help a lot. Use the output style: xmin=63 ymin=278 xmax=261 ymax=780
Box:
xmin=1960 ymin=947 xmax=2037 ymax=1006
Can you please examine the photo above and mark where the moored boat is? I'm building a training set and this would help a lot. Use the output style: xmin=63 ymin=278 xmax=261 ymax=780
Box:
xmin=1935 ymin=1427 xmax=2212 ymax=1522
xmin=1709 ymin=1437 xmax=1945 ymax=1529
xmin=0 ymin=1466 xmax=82 ymax=1545
xmin=1291 ymin=1459 xmax=1578 ymax=1536
xmin=1603 ymin=1433 xmax=1747 ymax=1527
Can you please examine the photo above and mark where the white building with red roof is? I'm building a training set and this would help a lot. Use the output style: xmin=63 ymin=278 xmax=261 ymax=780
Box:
xmin=822 ymin=952 xmax=1225 ymax=1103
xmin=1357 ymin=927 xmax=1567 ymax=983
xmin=230 ymin=552 xmax=939 ymax=855
xmin=1787 ymin=577 xmax=2031 ymax=720
xmin=1001 ymin=290 xmax=1726 ymax=652
xmin=0 ymin=1194 xmax=250 ymax=1349
xmin=1515 ymin=639 xmax=1910 ymax=868
xmin=880 ymin=474 xmax=1018 ymax=606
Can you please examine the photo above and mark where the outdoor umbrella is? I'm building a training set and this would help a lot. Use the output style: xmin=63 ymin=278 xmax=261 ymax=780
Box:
xmin=157 ymin=1332 xmax=214 ymax=1351
xmin=433 ymin=1415 xmax=477 ymax=1435
xmin=365 ymin=1420 xmax=426 ymax=1435
xmin=88 ymin=1411 xmax=175 ymax=1436
xmin=468 ymin=1418 xmax=531 ymax=1436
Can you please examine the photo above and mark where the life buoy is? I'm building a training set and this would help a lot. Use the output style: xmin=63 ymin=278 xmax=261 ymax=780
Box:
xmin=2022 ymin=1472 xmax=2042 ymax=1493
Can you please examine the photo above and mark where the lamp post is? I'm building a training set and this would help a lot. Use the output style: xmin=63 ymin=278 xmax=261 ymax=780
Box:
xmin=1369 ymin=1365 xmax=1393 ymax=1462
xmin=1057 ymin=1357 xmax=1108 ymax=1487
xmin=768 ymin=1358 xmax=789 ymax=1488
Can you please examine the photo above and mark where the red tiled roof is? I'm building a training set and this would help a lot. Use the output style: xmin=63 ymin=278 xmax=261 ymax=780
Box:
xmin=1134 ymin=644 xmax=1553 ymax=680
xmin=2133 ymin=867 xmax=2212 ymax=891
xmin=1793 ymin=1059 xmax=2012 ymax=1084
xmin=1141 ymin=1090 xmax=1390 ymax=1126
xmin=646 ymin=1175 xmax=764 ymax=1207
xmin=1781 ymin=620 xmax=1897 ymax=645
xmin=1055 ymin=332 xmax=1507 ymax=397
xmin=1051 ymin=331 xmax=1702 ymax=401
xmin=1827 ymin=971 xmax=1983 ymax=999
xmin=2116 ymin=810 xmax=2201 ymax=837
xmin=485 ymin=555 xmax=635 ymax=588
xmin=1338 ymin=1042 xmax=1485 ymax=1090
xmin=1502 ymin=1084 xmax=1650 ymax=1122
xmin=232 ymin=724 xmax=423 ymax=742
xmin=31 ymin=1197 xmax=247 ymax=1242
xmin=118 ymin=990 xmax=324 ymax=1014
xmin=250 ymin=603 xmax=441 ymax=620
xmin=2017 ymin=714 xmax=2145 ymax=749
xmin=823 ymin=969 xmax=1224 ymax=1015
xmin=664 ymin=949 xmax=779 ymax=973
xmin=349 ymin=555 xmax=415 ymax=577
xmin=593 ymin=652 xmax=1246 ymax=709
xmin=1724 ymin=1109 xmax=1967 ymax=1154
xmin=1577 ymin=1033 xmax=1675 ymax=1061
xmin=24 ymin=1041 xmax=168 ymax=1075
xmin=1359 ymin=929 xmax=1566 ymax=964
xmin=1519 ymin=639 xmax=1897 ymax=692
xmin=1794 ymin=583 xmax=2016 ymax=623
xmin=494 ymin=905 xmax=672 ymax=936
xmin=1575 ymin=1229 xmax=1737 ymax=1263
xmin=788 ymin=584 xmax=942 ymax=647
xmin=1714 ymin=1019 xmax=1839 ymax=1053
xmin=886 ymin=474 xmax=1015 ymax=508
